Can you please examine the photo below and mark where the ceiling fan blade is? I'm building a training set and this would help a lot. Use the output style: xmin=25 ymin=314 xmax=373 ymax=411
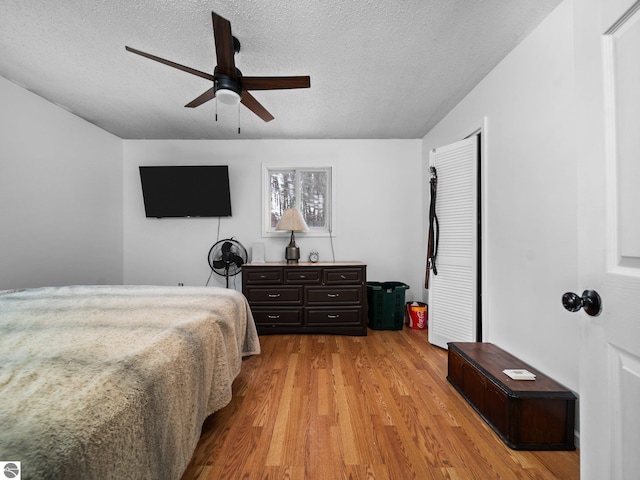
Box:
xmin=240 ymin=91 xmax=275 ymax=122
xmin=212 ymin=12 xmax=236 ymax=78
xmin=125 ymin=46 xmax=214 ymax=81
xmin=185 ymin=88 xmax=216 ymax=108
xmin=242 ymin=76 xmax=311 ymax=90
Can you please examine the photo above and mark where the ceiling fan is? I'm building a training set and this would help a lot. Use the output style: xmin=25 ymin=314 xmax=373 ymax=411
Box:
xmin=125 ymin=11 xmax=310 ymax=122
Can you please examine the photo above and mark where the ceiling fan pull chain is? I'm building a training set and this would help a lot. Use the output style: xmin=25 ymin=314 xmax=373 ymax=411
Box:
xmin=238 ymin=103 xmax=241 ymax=134
xmin=215 ymin=97 xmax=218 ymax=122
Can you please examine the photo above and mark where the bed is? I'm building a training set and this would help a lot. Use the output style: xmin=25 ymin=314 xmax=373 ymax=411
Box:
xmin=0 ymin=285 xmax=260 ymax=480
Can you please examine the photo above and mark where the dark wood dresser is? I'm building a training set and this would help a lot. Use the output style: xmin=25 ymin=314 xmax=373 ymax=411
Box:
xmin=447 ymin=342 xmax=576 ymax=450
xmin=242 ymin=262 xmax=367 ymax=335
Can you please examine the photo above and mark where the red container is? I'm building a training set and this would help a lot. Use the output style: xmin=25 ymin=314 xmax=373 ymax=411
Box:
xmin=406 ymin=302 xmax=427 ymax=329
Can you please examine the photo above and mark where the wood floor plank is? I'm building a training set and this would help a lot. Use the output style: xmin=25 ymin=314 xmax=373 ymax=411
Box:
xmin=181 ymin=329 xmax=580 ymax=480
xmin=265 ymin=352 xmax=299 ymax=466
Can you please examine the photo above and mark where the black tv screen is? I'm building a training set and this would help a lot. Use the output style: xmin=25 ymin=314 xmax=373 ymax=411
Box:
xmin=139 ymin=165 xmax=232 ymax=218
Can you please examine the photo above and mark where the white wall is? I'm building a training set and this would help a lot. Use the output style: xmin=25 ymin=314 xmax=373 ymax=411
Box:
xmin=422 ymin=1 xmax=579 ymax=391
xmin=0 ymin=76 xmax=124 ymax=289
xmin=123 ymin=139 xmax=424 ymax=296
xmin=0 ymin=74 xmax=424 ymax=300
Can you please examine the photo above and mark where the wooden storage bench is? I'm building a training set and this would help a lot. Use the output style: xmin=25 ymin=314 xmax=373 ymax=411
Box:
xmin=447 ymin=342 xmax=576 ymax=450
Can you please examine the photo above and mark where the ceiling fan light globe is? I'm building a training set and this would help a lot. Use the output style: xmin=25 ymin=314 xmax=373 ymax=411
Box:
xmin=217 ymin=89 xmax=240 ymax=105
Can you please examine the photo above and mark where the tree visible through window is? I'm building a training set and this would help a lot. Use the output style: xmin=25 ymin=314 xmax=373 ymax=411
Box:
xmin=266 ymin=167 xmax=331 ymax=233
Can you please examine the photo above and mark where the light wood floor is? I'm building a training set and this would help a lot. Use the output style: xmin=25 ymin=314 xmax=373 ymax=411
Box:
xmin=181 ymin=329 xmax=579 ymax=479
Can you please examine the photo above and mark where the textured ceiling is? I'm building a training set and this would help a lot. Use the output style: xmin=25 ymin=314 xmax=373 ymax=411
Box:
xmin=0 ymin=0 xmax=561 ymax=139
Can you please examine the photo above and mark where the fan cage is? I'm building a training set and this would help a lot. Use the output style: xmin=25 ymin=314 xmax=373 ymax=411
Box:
xmin=208 ymin=239 xmax=248 ymax=279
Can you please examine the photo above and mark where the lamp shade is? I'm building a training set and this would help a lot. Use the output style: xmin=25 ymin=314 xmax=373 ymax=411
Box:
xmin=276 ymin=208 xmax=309 ymax=232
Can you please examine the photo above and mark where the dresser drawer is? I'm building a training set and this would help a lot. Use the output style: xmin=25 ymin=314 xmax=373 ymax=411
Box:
xmin=245 ymin=286 xmax=303 ymax=305
xmin=284 ymin=269 xmax=321 ymax=284
xmin=306 ymin=286 xmax=362 ymax=305
xmin=306 ymin=307 xmax=362 ymax=326
xmin=323 ymin=267 xmax=364 ymax=284
xmin=244 ymin=268 xmax=283 ymax=284
xmin=251 ymin=308 xmax=303 ymax=326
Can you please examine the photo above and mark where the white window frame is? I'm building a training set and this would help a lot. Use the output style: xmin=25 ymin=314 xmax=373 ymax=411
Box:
xmin=262 ymin=165 xmax=333 ymax=237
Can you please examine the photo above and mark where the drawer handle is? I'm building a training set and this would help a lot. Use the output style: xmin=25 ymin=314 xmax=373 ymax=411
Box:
xmin=340 ymin=274 xmax=347 ymax=279
xmin=268 ymin=315 xmax=280 ymax=319
xmin=328 ymin=314 xmax=340 ymax=319
xmin=260 ymin=275 xmax=267 ymax=279
xmin=299 ymin=275 xmax=306 ymax=279
xmin=268 ymin=293 xmax=281 ymax=298
xmin=327 ymin=293 xmax=340 ymax=298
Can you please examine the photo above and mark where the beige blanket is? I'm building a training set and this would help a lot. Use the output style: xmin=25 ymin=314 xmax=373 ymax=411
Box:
xmin=0 ymin=285 xmax=260 ymax=480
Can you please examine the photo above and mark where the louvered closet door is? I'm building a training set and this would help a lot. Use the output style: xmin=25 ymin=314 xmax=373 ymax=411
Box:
xmin=428 ymin=135 xmax=478 ymax=349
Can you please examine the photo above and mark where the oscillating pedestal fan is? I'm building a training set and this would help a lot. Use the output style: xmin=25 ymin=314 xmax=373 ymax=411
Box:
xmin=208 ymin=238 xmax=248 ymax=287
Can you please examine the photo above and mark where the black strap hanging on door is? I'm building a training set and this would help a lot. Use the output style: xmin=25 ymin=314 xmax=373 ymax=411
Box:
xmin=425 ymin=166 xmax=439 ymax=289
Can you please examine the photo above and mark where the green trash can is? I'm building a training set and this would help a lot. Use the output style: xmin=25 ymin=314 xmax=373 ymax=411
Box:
xmin=366 ymin=281 xmax=410 ymax=330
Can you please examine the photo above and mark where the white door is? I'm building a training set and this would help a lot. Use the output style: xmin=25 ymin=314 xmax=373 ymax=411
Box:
xmin=573 ymin=0 xmax=640 ymax=478
xmin=428 ymin=135 xmax=478 ymax=349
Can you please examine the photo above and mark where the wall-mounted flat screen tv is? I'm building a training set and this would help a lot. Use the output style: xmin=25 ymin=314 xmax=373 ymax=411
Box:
xmin=139 ymin=165 xmax=232 ymax=218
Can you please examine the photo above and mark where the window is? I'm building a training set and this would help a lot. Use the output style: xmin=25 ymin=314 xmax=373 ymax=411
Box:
xmin=263 ymin=166 xmax=332 ymax=235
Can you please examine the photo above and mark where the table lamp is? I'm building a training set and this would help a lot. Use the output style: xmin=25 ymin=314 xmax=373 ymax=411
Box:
xmin=276 ymin=208 xmax=309 ymax=264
